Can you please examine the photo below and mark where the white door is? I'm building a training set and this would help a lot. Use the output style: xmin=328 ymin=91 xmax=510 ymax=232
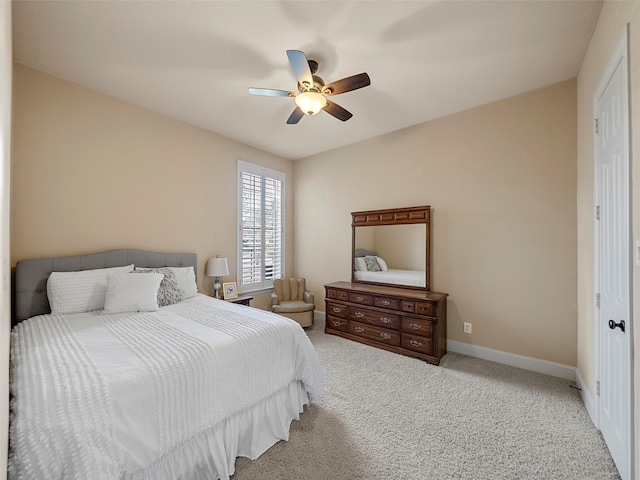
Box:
xmin=594 ymin=26 xmax=634 ymax=480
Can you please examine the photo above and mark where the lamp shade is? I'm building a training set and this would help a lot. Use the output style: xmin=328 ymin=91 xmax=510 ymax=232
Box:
xmin=206 ymin=257 xmax=229 ymax=277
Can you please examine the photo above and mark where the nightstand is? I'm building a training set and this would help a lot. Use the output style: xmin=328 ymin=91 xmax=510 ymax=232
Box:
xmin=226 ymin=294 xmax=253 ymax=306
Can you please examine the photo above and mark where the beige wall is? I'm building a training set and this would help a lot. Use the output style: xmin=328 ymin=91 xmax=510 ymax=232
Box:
xmin=576 ymin=1 xmax=640 ymax=475
xmin=373 ymin=224 xmax=425 ymax=271
xmin=9 ymin=5 xmax=637 ymax=473
xmin=11 ymin=64 xmax=295 ymax=311
xmin=295 ymin=80 xmax=578 ymax=366
xmin=1 ymin=3 xmax=11 ymax=479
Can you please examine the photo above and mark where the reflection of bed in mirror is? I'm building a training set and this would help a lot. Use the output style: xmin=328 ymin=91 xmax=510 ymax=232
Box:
xmin=353 ymin=242 xmax=426 ymax=288
xmin=354 ymin=268 xmax=426 ymax=287
xmin=351 ymin=206 xmax=430 ymax=290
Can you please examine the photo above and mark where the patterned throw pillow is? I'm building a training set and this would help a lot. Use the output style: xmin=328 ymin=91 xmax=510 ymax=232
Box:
xmin=363 ymin=256 xmax=382 ymax=272
xmin=134 ymin=267 xmax=185 ymax=307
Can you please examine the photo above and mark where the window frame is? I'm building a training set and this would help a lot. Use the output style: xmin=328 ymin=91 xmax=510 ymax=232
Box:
xmin=236 ymin=160 xmax=285 ymax=294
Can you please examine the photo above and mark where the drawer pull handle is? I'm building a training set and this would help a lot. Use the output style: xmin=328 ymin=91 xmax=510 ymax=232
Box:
xmin=355 ymin=296 xmax=364 ymax=301
xmin=380 ymin=317 xmax=392 ymax=324
xmin=354 ymin=326 xmax=365 ymax=333
xmin=409 ymin=340 xmax=423 ymax=347
xmin=381 ymin=333 xmax=392 ymax=340
xmin=380 ymin=300 xmax=390 ymax=306
xmin=331 ymin=320 xmax=342 ymax=327
xmin=409 ymin=323 xmax=422 ymax=330
xmin=354 ymin=312 xmax=364 ymax=318
xmin=332 ymin=307 xmax=341 ymax=313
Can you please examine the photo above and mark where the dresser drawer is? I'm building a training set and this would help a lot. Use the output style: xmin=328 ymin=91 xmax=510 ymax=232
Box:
xmin=401 ymin=300 xmax=416 ymax=313
xmin=349 ymin=292 xmax=373 ymax=306
xmin=349 ymin=307 xmax=399 ymax=329
xmin=374 ymin=296 xmax=400 ymax=310
xmin=350 ymin=322 xmax=400 ymax=346
xmin=327 ymin=303 xmax=348 ymax=318
xmin=326 ymin=315 xmax=349 ymax=332
xmin=401 ymin=300 xmax=436 ymax=316
xmin=402 ymin=333 xmax=433 ymax=354
xmin=401 ymin=317 xmax=433 ymax=336
xmin=326 ymin=288 xmax=348 ymax=301
xmin=416 ymin=302 xmax=435 ymax=316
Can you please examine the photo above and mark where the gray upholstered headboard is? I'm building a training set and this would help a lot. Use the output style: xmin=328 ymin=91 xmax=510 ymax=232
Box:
xmin=13 ymin=249 xmax=197 ymax=324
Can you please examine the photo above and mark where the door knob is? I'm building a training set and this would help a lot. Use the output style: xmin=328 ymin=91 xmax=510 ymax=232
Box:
xmin=608 ymin=319 xmax=626 ymax=333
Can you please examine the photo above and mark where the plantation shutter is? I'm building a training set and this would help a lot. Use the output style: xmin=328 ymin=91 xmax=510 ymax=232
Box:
xmin=237 ymin=161 xmax=284 ymax=292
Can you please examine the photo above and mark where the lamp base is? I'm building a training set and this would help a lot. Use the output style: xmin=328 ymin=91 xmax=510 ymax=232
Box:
xmin=214 ymin=279 xmax=222 ymax=299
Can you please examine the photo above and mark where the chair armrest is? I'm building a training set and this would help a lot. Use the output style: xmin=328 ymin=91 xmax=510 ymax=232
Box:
xmin=303 ymin=291 xmax=314 ymax=305
xmin=271 ymin=292 xmax=280 ymax=306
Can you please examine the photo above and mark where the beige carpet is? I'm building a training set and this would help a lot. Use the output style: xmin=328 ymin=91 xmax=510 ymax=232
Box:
xmin=233 ymin=319 xmax=620 ymax=480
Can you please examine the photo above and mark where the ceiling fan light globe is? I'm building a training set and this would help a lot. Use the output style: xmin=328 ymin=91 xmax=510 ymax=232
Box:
xmin=295 ymin=91 xmax=327 ymax=116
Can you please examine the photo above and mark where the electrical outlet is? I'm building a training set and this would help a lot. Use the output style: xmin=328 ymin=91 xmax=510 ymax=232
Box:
xmin=463 ymin=322 xmax=472 ymax=334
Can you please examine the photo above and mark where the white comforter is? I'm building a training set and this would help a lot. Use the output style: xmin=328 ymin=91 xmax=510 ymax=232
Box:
xmin=9 ymin=294 xmax=324 ymax=480
xmin=354 ymin=268 xmax=426 ymax=287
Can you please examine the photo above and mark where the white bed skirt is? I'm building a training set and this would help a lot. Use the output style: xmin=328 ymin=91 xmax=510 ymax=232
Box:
xmin=9 ymin=296 xmax=324 ymax=480
xmin=137 ymin=380 xmax=309 ymax=480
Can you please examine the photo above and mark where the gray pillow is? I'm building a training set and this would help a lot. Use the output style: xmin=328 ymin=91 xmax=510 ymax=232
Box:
xmin=134 ymin=267 xmax=185 ymax=307
xmin=355 ymin=248 xmax=377 ymax=258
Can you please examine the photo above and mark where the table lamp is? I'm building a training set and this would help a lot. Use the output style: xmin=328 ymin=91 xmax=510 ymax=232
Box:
xmin=206 ymin=256 xmax=229 ymax=299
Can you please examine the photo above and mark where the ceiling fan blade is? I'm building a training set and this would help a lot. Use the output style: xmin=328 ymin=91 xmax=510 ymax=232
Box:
xmin=323 ymin=73 xmax=371 ymax=96
xmin=286 ymin=50 xmax=313 ymax=88
xmin=248 ymin=88 xmax=295 ymax=97
xmin=323 ymin=100 xmax=353 ymax=122
xmin=287 ymin=107 xmax=305 ymax=125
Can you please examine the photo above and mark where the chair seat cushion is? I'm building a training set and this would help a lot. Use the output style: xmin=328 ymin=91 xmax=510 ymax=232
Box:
xmin=272 ymin=301 xmax=315 ymax=314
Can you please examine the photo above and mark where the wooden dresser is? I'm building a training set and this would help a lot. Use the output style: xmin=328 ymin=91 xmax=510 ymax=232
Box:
xmin=325 ymin=281 xmax=448 ymax=365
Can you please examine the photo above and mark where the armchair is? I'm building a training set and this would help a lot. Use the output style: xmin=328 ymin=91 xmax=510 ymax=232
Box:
xmin=271 ymin=278 xmax=315 ymax=327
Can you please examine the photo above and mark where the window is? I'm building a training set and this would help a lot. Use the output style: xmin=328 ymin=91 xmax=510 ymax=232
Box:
xmin=236 ymin=160 xmax=285 ymax=293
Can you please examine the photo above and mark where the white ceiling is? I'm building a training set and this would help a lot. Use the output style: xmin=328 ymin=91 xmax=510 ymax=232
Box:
xmin=12 ymin=0 xmax=602 ymax=160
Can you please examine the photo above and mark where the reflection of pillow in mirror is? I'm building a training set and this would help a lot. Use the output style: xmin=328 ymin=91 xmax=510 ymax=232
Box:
xmin=375 ymin=256 xmax=388 ymax=271
xmin=364 ymin=256 xmax=381 ymax=272
xmin=355 ymin=248 xmax=377 ymax=258
xmin=354 ymin=257 xmax=367 ymax=271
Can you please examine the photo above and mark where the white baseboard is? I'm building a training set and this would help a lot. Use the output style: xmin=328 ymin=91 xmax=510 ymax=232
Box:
xmin=447 ymin=340 xmax=577 ymax=381
xmin=576 ymin=368 xmax=598 ymax=427
xmin=316 ymin=311 xmax=575 ymax=381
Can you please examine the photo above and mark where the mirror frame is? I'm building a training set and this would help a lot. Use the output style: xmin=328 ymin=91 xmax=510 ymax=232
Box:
xmin=351 ymin=205 xmax=431 ymax=291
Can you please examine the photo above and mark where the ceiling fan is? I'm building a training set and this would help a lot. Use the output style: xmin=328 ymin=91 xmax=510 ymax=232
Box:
xmin=249 ymin=50 xmax=370 ymax=124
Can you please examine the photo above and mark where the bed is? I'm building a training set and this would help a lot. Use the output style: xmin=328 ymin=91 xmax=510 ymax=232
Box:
xmin=9 ymin=249 xmax=324 ymax=480
xmin=353 ymin=269 xmax=426 ymax=287
xmin=353 ymin=250 xmax=426 ymax=287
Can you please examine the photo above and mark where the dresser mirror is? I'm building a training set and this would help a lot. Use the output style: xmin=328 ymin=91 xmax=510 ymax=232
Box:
xmin=351 ymin=206 xmax=431 ymax=291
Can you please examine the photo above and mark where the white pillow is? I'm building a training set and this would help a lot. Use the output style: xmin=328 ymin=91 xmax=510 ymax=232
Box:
xmin=169 ymin=266 xmax=197 ymax=298
xmin=47 ymin=264 xmax=135 ymax=314
xmin=376 ymin=256 xmax=389 ymax=272
xmin=103 ymin=272 xmax=164 ymax=313
xmin=354 ymin=257 xmax=367 ymax=272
